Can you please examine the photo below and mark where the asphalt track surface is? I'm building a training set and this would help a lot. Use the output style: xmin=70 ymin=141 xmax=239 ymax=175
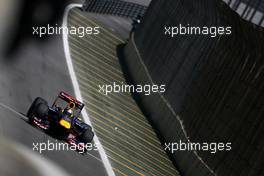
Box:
xmin=0 ymin=34 xmax=109 ymax=175
xmin=0 ymin=6 xmax=109 ymax=176
xmin=0 ymin=1 xmax=152 ymax=176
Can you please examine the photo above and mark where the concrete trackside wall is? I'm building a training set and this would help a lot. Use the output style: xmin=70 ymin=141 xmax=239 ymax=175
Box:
xmin=123 ymin=39 xmax=214 ymax=176
xmin=122 ymin=0 xmax=264 ymax=176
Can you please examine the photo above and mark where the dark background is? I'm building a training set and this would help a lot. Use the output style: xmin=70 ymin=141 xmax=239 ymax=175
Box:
xmin=123 ymin=0 xmax=264 ymax=175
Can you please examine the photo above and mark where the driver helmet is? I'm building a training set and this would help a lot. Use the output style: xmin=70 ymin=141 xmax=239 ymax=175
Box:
xmin=63 ymin=108 xmax=73 ymax=118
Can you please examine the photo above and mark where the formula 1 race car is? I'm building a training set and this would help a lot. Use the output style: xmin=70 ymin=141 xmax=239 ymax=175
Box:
xmin=27 ymin=91 xmax=94 ymax=148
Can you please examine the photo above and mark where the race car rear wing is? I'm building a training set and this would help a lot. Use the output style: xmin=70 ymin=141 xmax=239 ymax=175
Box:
xmin=57 ymin=91 xmax=85 ymax=110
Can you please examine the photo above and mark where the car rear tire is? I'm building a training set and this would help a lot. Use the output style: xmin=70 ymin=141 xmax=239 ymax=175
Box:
xmin=27 ymin=97 xmax=48 ymax=122
xmin=81 ymin=128 xmax=94 ymax=144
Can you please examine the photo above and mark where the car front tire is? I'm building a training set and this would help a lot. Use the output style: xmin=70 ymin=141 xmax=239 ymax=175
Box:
xmin=27 ymin=97 xmax=48 ymax=122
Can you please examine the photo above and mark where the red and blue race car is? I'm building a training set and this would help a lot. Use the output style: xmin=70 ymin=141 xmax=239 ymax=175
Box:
xmin=27 ymin=91 xmax=94 ymax=149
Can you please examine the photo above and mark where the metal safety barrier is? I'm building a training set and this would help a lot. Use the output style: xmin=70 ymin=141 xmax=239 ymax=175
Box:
xmin=82 ymin=0 xmax=147 ymax=19
xmin=223 ymin=0 xmax=264 ymax=27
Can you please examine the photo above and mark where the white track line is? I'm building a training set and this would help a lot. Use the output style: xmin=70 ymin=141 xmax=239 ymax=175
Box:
xmin=62 ymin=4 xmax=115 ymax=176
xmin=0 ymin=102 xmax=28 ymax=121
